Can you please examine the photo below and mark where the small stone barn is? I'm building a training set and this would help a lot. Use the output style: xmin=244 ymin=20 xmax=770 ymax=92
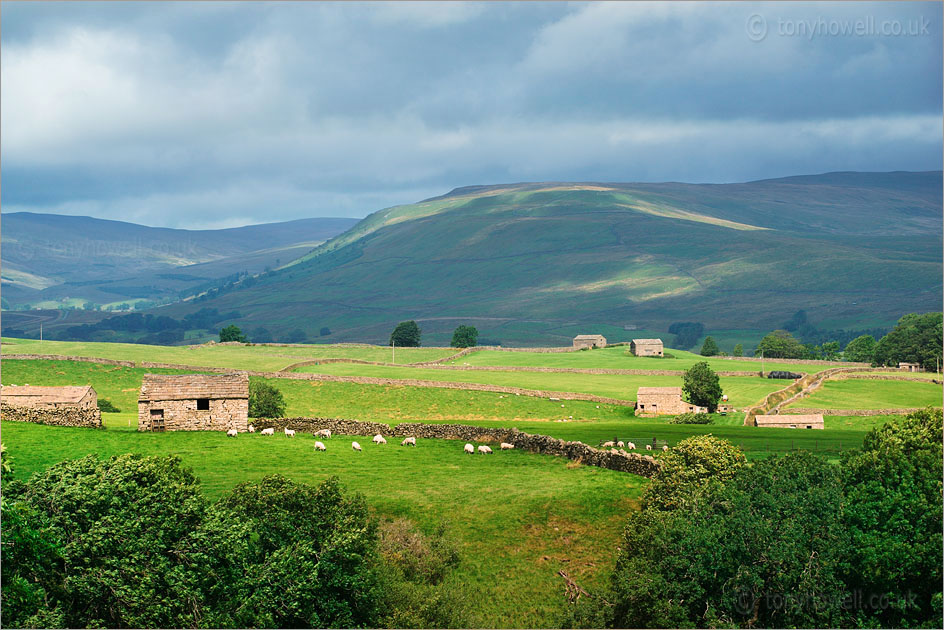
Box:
xmin=635 ymin=386 xmax=707 ymax=416
xmin=898 ymin=362 xmax=924 ymax=373
xmin=0 ymin=385 xmax=102 ymax=427
xmin=573 ymin=334 xmax=607 ymax=350
xmin=631 ymin=338 xmax=664 ymax=357
xmin=138 ymin=373 xmax=249 ymax=432
xmin=755 ymin=414 xmax=824 ymax=430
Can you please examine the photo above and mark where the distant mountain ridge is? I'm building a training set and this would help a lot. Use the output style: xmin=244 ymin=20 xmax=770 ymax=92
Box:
xmin=1 ymin=213 xmax=358 ymax=309
xmin=147 ymin=171 xmax=943 ymax=346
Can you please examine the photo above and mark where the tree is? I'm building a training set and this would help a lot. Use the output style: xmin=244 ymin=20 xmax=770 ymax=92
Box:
xmin=699 ymin=336 xmax=719 ymax=356
xmin=840 ymin=408 xmax=943 ymax=628
xmin=782 ymin=309 xmax=808 ymax=332
xmin=320 ymin=327 xmax=331 ymax=337
xmin=642 ymin=435 xmax=744 ymax=511
xmin=249 ymin=380 xmax=286 ymax=418
xmin=821 ymin=340 xmax=840 ymax=361
xmin=450 ymin=325 xmax=478 ymax=348
xmin=843 ymin=334 xmax=877 ymax=363
xmin=667 ymin=322 xmax=704 ymax=350
xmin=682 ymin=361 xmax=723 ymax=412
xmin=219 ymin=324 xmax=248 ymax=343
xmin=390 ymin=320 xmax=421 ymax=347
xmin=732 ymin=343 xmax=743 ymax=357
xmin=754 ymin=329 xmax=806 ymax=359
xmin=873 ymin=312 xmax=943 ymax=370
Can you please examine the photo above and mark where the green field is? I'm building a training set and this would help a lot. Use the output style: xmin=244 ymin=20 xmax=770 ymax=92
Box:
xmin=1 ymin=420 xmax=641 ymax=627
xmin=1 ymin=338 xmax=458 ymax=369
xmin=448 ymin=345 xmax=842 ymax=374
xmin=785 ymin=379 xmax=943 ymax=410
xmin=292 ymin=361 xmax=786 ymax=406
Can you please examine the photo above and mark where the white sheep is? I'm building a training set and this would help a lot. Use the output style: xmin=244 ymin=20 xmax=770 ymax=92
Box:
xmin=372 ymin=434 xmax=387 ymax=445
xmin=401 ymin=437 xmax=417 ymax=447
xmin=260 ymin=428 xmax=275 ymax=436
xmin=226 ymin=429 xmax=238 ymax=437
xmin=617 ymin=441 xmax=625 ymax=448
xmin=662 ymin=445 xmax=669 ymax=452
xmin=478 ymin=445 xmax=492 ymax=454
xmin=352 ymin=441 xmax=362 ymax=451
xmin=646 ymin=444 xmax=652 ymax=451
xmin=315 ymin=429 xmax=332 ymax=439
xmin=314 ymin=441 xmax=326 ymax=451
xmin=464 ymin=443 xmax=475 ymax=454
xmin=500 ymin=442 xmax=514 ymax=450
xmin=284 ymin=428 xmax=296 ymax=438
xmin=626 ymin=442 xmax=636 ymax=450
xmin=248 ymin=424 xmax=255 ymax=433
xmin=602 ymin=441 xmax=616 ymax=448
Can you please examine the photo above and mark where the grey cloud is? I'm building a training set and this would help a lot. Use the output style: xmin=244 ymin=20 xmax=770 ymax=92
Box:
xmin=1 ymin=1 xmax=940 ymax=228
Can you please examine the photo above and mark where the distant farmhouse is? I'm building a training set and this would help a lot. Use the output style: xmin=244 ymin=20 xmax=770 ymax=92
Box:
xmin=138 ymin=373 xmax=249 ymax=432
xmin=635 ymin=386 xmax=707 ymax=416
xmin=631 ymin=338 xmax=664 ymax=357
xmin=573 ymin=334 xmax=607 ymax=350
xmin=898 ymin=362 xmax=924 ymax=373
xmin=755 ymin=414 xmax=824 ymax=430
xmin=0 ymin=384 xmax=102 ymax=427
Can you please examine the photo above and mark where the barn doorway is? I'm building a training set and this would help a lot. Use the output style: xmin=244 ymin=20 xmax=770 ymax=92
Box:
xmin=151 ymin=409 xmax=165 ymax=432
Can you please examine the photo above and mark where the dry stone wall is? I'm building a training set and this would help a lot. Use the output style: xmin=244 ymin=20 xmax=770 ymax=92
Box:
xmin=783 ymin=407 xmax=928 ymax=416
xmin=252 ymin=417 xmax=663 ymax=477
xmin=2 ymin=354 xmax=135 ymax=367
xmin=1 ymin=403 xmax=102 ymax=428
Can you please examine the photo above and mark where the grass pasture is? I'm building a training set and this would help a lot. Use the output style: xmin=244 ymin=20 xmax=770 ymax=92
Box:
xmin=290 ymin=362 xmax=786 ymax=406
xmin=786 ymin=379 xmax=942 ymax=410
xmin=1 ymin=420 xmax=642 ymax=627
xmin=448 ymin=345 xmax=848 ymax=374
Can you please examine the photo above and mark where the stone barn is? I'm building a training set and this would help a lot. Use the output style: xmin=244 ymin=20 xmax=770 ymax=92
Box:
xmin=635 ymin=386 xmax=707 ymax=416
xmin=898 ymin=362 xmax=925 ymax=373
xmin=138 ymin=373 xmax=249 ymax=432
xmin=631 ymin=338 xmax=664 ymax=357
xmin=0 ymin=385 xmax=102 ymax=427
xmin=755 ymin=414 xmax=824 ymax=430
xmin=573 ymin=334 xmax=607 ymax=350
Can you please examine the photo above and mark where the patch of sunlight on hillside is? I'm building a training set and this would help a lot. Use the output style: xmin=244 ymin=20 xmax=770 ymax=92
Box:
xmin=1 ymin=267 xmax=58 ymax=290
xmin=613 ymin=194 xmax=770 ymax=231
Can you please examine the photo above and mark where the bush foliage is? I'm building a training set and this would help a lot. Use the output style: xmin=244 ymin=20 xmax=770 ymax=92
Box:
xmin=248 ymin=379 xmax=287 ymax=418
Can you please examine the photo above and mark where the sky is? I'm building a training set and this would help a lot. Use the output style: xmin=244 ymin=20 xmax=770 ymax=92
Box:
xmin=2 ymin=1 xmax=941 ymax=229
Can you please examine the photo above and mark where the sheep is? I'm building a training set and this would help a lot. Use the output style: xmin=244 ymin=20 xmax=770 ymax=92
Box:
xmin=464 ymin=443 xmax=475 ymax=454
xmin=314 ymin=441 xmax=326 ymax=451
xmin=284 ymin=428 xmax=296 ymax=438
xmin=226 ymin=429 xmax=238 ymax=437
xmin=478 ymin=445 xmax=492 ymax=454
xmin=500 ymin=442 xmax=514 ymax=450
xmin=315 ymin=429 xmax=332 ymax=439
xmin=352 ymin=441 xmax=362 ymax=452
xmin=646 ymin=444 xmax=652 ymax=451
xmin=617 ymin=441 xmax=625 ymax=448
xmin=601 ymin=441 xmax=616 ymax=448
xmin=248 ymin=424 xmax=255 ymax=433
xmin=626 ymin=442 xmax=636 ymax=450
xmin=260 ymin=428 xmax=275 ymax=436
xmin=662 ymin=445 xmax=669 ymax=452
xmin=401 ymin=437 xmax=417 ymax=447
xmin=372 ymin=434 xmax=387 ymax=445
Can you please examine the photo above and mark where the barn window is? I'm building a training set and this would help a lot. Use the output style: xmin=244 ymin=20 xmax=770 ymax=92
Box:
xmin=197 ymin=398 xmax=210 ymax=410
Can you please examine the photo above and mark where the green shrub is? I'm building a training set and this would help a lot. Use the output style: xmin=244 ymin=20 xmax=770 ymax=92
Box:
xmin=249 ymin=379 xmax=286 ymax=418
xmin=96 ymin=398 xmax=120 ymax=413
xmin=668 ymin=412 xmax=711 ymax=425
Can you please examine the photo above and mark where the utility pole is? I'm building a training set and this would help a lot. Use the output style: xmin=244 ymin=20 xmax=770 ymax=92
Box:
xmin=392 ymin=339 xmax=396 ymax=364
xmin=40 ymin=322 xmax=43 ymax=342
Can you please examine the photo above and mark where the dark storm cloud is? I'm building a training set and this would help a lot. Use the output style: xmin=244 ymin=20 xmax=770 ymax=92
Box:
xmin=1 ymin=1 xmax=941 ymax=228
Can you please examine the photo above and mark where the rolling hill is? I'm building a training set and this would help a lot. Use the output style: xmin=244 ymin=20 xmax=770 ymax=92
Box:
xmin=150 ymin=171 xmax=942 ymax=347
xmin=1 ymin=213 xmax=358 ymax=309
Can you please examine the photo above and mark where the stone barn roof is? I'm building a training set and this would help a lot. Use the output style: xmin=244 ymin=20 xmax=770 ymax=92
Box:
xmin=636 ymin=386 xmax=682 ymax=396
xmin=139 ymin=373 xmax=249 ymax=402
xmin=574 ymin=334 xmax=606 ymax=340
xmin=1 ymin=385 xmax=95 ymax=404
xmin=632 ymin=338 xmax=663 ymax=345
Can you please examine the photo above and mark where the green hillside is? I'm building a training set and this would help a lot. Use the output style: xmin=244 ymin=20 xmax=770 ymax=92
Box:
xmin=155 ymin=172 xmax=941 ymax=346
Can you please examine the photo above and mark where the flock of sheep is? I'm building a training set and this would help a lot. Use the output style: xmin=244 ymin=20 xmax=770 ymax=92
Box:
xmin=601 ymin=439 xmax=669 ymax=452
xmin=225 ymin=424 xmax=513 ymax=454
